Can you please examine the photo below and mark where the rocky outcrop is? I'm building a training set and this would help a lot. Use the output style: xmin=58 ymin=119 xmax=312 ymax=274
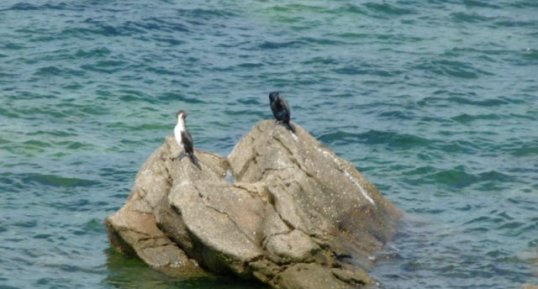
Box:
xmin=105 ymin=120 xmax=401 ymax=288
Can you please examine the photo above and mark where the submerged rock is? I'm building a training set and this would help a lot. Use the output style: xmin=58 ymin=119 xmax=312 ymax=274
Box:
xmin=105 ymin=120 xmax=400 ymax=288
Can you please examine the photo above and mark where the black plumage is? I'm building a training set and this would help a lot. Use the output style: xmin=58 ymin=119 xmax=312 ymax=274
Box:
xmin=174 ymin=110 xmax=200 ymax=168
xmin=269 ymin=91 xmax=294 ymax=132
xmin=181 ymin=130 xmax=197 ymax=165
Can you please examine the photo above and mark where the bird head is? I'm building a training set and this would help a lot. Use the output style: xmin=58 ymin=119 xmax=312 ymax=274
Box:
xmin=176 ymin=110 xmax=187 ymax=120
xmin=269 ymin=91 xmax=280 ymax=103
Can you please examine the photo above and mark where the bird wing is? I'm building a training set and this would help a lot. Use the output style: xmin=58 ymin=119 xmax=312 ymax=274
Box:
xmin=181 ymin=130 xmax=194 ymax=155
xmin=276 ymin=96 xmax=291 ymax=123
xmin=277 ymin=96 xmax=290 ymax=113
xmin=270 ymin=99 xmax=278 ymax=117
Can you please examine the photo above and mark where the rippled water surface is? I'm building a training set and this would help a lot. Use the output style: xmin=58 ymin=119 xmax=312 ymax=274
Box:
xmin=1 ymin=0 xmax=537 ymax=288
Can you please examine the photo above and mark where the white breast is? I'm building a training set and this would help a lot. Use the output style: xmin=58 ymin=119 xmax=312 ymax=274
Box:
xmin=174 ymin=119 xmax=185 ymax=148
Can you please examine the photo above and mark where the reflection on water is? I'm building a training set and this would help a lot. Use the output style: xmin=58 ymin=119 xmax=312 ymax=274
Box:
xmin=104 ymin=249 xmax=268 ymax=289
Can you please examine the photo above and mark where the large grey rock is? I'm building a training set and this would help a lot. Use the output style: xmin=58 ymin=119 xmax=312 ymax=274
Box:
xmin=106 ymin=120 xmax=401 ymax=288
xmin=167 ymin=181 xmax=265 ymax=276
xmin=228 ymin=121 xmax=399 ymax=262
xmin=105 ymin=136 xmax=227 ymax=277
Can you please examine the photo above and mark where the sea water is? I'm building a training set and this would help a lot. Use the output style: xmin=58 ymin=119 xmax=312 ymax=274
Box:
xmin=0 ymin=1 xmax=537 ymax=288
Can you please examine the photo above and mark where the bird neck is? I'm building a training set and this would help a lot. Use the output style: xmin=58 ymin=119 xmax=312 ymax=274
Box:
xmin=176 ymin=117 xmax=186 ymax=130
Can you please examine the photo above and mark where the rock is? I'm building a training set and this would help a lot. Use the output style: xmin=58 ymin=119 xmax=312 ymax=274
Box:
xmin=523 ymin=284 xmax=538 ymax=289
xmin=105 ymin=136 xmax=227 ymax=277
xmin=105 ymin=205 xmax=199 ymax=276
xmin=264 ymin=229 xmax=320 ymax=264
xmin=167 ymin=181 xmax=265 ymax=276
xmin=105 ymin=120 xmax=401 ymax=288
xmin=276 ymin=263 xmax=364 ymax=289
xmin=228 ymin=121 xmax=400 ymax=262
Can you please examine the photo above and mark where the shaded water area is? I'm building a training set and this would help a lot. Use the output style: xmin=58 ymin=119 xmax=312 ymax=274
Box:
xmin=1 ymin=0 xmax=537 ymax=288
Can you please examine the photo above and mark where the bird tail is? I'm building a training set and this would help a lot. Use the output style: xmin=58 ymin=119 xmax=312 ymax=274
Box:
xmin=188 ymin=153 xmax=201 ymax=169
xmin=285 ymin=121 xmax=295 ymax=133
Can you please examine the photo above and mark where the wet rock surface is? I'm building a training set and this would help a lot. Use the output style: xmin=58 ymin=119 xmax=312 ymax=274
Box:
xmin=105 ymin=120 xmax=401 ymax=288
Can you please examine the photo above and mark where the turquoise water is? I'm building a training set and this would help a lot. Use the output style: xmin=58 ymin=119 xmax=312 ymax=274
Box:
xmin=1 ymin=0 xmax=537 ymax=288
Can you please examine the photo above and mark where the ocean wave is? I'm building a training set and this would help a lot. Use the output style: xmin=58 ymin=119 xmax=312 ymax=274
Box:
xmin=451 ymin=113 xmax=501 ymax=123
xmin=508 ymin=0 xmax=538 ymax=8
xmin=3 ymin=2 xmax=84 ymax=12
xmin=74 ymin=47 xmax=111 ymax=58
xmin=128 ymin=17 xmax=189 ymax=33
xmin=1 ymin=172 xmax=100 ymax=188
xmin=461 ymin=0 xmax=501 ymax=9
xmin=176 ymin=8 xmax=238 ymax=20
xmin=258 ymin=40 xmax=302 ymax=50
xmin=319 ymin=129 xmax=432 ymax=150
xmin=508 ymin=143 xmax=538 ymax=157
xmin=418 ymin=94 xmax=510 ymax=107
xmin=422 ymin=167 xmax=514 ymax=189
xmin=80 ymin=60 xmax=128 ymax=74
xmin=451 ymin=11 xmax=495 ymax=23
xmin=34 ymin=65 xmax=86 ymax=77
xmin=413 ymin=59 xmax=494 ymax=79
xmin=363 ymin=3 xmax=416 ymax=16
xmin=333 ymin=65 xmax=399 ymax=77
